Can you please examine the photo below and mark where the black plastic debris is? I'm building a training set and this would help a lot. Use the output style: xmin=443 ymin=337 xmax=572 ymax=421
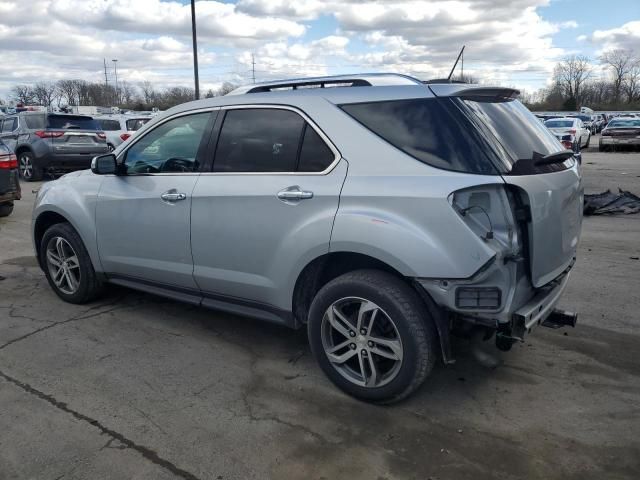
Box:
xmin=584 ymin=189 xmax=640 ymax=215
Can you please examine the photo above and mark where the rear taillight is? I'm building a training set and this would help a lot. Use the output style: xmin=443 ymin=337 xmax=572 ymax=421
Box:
xmin=569 ymin=129 xmax=576 ymax=135
xmin=97 ymin=132 xmax=106 ymax=139
xmin=0 ymin=153 xmax=18 ymax=169
xmin=120 ymin=133 xmax=131 ymax=141
xmin=34 ymin=130 xmax=64 ymax=138
xmin=449 ymin=185 xmax=520 ymax=255
xmin=561 ymin=140 xmax=573 ymax=149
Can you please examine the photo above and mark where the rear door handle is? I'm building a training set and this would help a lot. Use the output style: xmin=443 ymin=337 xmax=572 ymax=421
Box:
xmin=277 ymin=187 xmax=314 ymax=202
xmin=161 ymin=190 xmax=187 ymax=202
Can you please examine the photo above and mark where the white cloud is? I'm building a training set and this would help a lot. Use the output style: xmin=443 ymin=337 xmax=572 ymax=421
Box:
xmin=589 ymin=21 xmax=640 ymax=53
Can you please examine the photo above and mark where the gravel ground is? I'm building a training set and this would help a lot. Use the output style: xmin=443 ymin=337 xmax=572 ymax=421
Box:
xmin=1 ymin=146 xmax=639 ymax=480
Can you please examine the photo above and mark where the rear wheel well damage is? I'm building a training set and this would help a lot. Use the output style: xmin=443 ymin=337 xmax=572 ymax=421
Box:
xmin=34 ymin=211 xmax=69 ymax=268
xmin=292 ymin=252 xmax=453 ymax=364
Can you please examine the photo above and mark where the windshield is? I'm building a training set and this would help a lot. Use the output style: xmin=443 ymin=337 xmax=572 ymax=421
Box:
xmin=47 ymin=115 xmax=99 ymax=130
xmin=545 ymin=120 xmax=574 ymax=128
xmin=607 ymin=119 xmax=640 ymax=128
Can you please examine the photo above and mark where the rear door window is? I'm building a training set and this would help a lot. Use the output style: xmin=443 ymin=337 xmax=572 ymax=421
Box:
xmin=341 ymin=98 xmax=500 ymax=175
xmin=213 ymin=109 xmax=304 ymax=172
xmin=1 ymin=118 xmax=17 ymax=133
xmin=297 ymin=125 xmax=335 ymax=172
xmin=98 ymin=119 xmax=122 ymax=131
xmin=126 ymin=118 xmax=150 ymax=131
xmin=47 ymin=115 xmax=99 ymax=130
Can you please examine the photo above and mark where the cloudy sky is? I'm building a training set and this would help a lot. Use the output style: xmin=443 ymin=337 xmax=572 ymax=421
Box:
xmin=0 ymin=0 xmax=639 ymax=99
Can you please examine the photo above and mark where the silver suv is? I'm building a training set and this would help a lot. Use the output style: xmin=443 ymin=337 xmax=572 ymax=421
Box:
xmin=32 ymin=74 xmax=583 ymax=403
xmin=1 ymin=112 xmax=109 ymax=181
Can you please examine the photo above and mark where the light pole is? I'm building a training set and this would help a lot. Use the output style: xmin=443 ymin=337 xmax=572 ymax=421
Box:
xmin=191 ymin=0 xmax=200 ymax=99
xmin=112 ymin=59 xmax=119 ymax=104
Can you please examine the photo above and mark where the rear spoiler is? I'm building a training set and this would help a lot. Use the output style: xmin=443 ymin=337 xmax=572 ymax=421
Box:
xmin=428 ymin=84 xmax=520 ymax=100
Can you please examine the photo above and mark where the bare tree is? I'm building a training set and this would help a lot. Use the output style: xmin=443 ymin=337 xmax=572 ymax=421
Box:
xmin=119 ymin=81 xmax=138 ymax=105
xmin=553 ymin=55 xmax=592 ymax=104
xmin=32 ymin=81 xmax=58 ymax=107
xmin=56 ymin=80 xmax=79 ymax=106
xmin=216 ymin=82 xmax=238 ymax=96
xmin=140 ymin=81 xmax=156 ymax=104
xmin=600 ymin=49 xmax=637 ymax=104
xmin=624 ymin=62 xmax=640 ymax=104
xmin=11 ymin=84 xmax=35 ymax=104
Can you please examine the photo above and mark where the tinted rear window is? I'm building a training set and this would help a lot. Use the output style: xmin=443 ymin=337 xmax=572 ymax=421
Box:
xmin=341 ymin=98 xmax=499 ymax=175
xmin=126 ymin=118 xmax=150 ymax=131
xmin=545 ymin=120 xmax=573 ymax=128
xmin=608 ymin=120 xmax=640 ymax=128
xmin=98 ymin=119 xmax=121 ymax=131
xmin=47 ymin=115 xmax=99 ymax=130
xmin=24 ymin=115 xmax=46 ymax=129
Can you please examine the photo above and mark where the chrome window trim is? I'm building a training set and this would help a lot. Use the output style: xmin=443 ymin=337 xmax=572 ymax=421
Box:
xmin=205 ymin=104 xmax=341 ymax=176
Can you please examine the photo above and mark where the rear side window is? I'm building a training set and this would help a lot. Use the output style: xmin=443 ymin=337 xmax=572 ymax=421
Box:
xmin=298 ymin=125 xmax=335 ymax=172
xmin=126 ymin=118 xmax=150 ymax=131
xmin=47 ymin=115 xmax=99 ymax=130
xmin=213 ymin=109 xmax=304 ymax=172
xmin=24 ymin=115 xmax=46 ymax=129
xmin=2 ymin=118 xmax=17 ymax=133
xmin=98 ymin=119 xmax=121 ymax=131
xmin=340 ymin=98 xmax=499 ymax=175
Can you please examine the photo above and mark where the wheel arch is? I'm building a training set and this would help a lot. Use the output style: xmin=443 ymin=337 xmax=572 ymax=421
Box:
xmin=292 ymin=251 xmax=452 ymax=363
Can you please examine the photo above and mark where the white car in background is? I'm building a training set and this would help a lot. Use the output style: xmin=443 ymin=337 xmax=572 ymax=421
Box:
xmin=544 ymin=117 xmax=591 ymax=150
xmin=96 ymin=115 xmax=151 ymax=151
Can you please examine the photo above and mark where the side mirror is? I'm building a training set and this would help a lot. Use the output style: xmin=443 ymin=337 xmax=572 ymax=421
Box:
xmin=91 ymin=153 xmax=117 ymax=175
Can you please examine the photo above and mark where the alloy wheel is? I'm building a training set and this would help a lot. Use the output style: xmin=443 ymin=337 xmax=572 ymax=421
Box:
xmin=45 ymin=237 xmax=81 ymax=295
xmin=19 ymin=154 xmax=33 ymax=180
xmin=321 ymin=297 xmax=403 ymax=388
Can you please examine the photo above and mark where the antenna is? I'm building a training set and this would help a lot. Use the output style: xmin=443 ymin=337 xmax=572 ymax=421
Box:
xmin=447 ymin=45 xmax=466 ymax=81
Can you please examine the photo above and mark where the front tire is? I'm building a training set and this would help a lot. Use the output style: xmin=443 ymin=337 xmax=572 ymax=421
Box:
xmin=18 ymin=151 xmax=42 ymax=182
xmin=308 ymin=270 xmax=438 ymax=404
xmin=0 ymin=203 xmax=13 ymax=217
xmin=40 ymin=223 xmax=103 ymax=304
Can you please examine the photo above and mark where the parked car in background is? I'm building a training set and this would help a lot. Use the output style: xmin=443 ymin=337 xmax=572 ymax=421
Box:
xmin=0 ymin=139 xmax=20 ymax=217
xmin=96 ymin=115 xmax=152 ymax=151
xmin=0 ymin=112 xmax=109 ymax=181
xmin=599 ymin=118 xmax=640 ymax=151
xmin=591 ymin=115 xmax=604 ymax=133
xmin=568 ymin=114 xmax=596 ymax=134
xmin=32 ymin=74 xmax=583 ymax=403
xmin=544 ymin=117 xmax=590 ymax=149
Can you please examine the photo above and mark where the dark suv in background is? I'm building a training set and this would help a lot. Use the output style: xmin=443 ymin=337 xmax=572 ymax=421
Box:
xmin=0 ymin=112 xmax=109 ymax=181
xmin=0 ymin=139 xmax=20 ymax=217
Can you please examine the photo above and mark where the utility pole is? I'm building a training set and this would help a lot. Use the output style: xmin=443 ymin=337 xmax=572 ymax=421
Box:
xmin=190 ymin=0 xmax=200 ymax=99
xmin=252 ymin=54 xmax=256 ymax=84
xmin=103 ymin=58 xmax=109 ymax=87
xmin=112 ymin=59 xmax=119 ymax=104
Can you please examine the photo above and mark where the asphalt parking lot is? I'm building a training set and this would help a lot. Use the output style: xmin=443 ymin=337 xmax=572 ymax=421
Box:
xmin=1 ymin=143 xmax=639 ymax=480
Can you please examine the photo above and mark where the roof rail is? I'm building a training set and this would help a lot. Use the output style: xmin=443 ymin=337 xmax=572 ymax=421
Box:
xmin=227 ymin=73 xmax=424 ymax=95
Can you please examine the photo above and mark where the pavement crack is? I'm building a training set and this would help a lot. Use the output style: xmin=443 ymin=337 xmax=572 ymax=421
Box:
xmin=0 ymin=299 xmax=138 ymax=351
xmin=0 ymin=369 xmax=203 ymax=480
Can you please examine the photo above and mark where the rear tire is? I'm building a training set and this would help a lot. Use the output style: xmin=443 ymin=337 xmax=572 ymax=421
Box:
xmin=40 ymin=222 xmax=103 ymax=304
xmin=308 ymin=269 xmax=438 ymax=404
xmin=0 ymin=203 xmax=13 ymax=217
xmin=585 ymin=134 xmax=590 ymax=148
xmin=18 ymin=151 xmax=42 ymax=182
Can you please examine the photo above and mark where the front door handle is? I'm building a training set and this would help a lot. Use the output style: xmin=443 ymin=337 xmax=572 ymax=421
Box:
xmin=277 ymin=186 xmax=314 ymax=202
xmin=161 ymin=189 xmax=187 ymax=203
